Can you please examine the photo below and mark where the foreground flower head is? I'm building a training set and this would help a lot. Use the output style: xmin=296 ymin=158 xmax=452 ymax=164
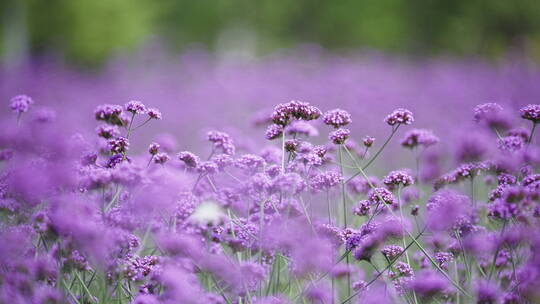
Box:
xmin=9 ymin=94 xmax=34 ymax=113
xmin=384 ymin=108 xmax=414 ymax=126
xmin=520 ymin=104 xmax=540 ymax=123
xmin=323 ymin=109 xmax=352 ymax=128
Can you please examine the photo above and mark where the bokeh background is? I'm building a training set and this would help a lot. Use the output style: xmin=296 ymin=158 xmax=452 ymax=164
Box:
xmin=1 ymin=0 xmax=539 ymax=168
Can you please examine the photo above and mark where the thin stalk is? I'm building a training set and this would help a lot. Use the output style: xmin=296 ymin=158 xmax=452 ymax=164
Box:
xmin=398 ymin=186 xmax=419 ymax=304
xmin=343 ymin=145 xmax=471 ymax=298
xmin=338 ymin=144 xmax=351 ymax=297
xmin=345 ymin=125 xmax=400 ymax=183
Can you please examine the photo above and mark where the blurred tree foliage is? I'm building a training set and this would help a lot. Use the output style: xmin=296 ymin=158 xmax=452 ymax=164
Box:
xmin=2 ymin=0 xmax=540 ymax=65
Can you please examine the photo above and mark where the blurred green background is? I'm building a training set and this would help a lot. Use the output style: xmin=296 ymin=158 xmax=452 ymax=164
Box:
xmin=2 ymin=0 xmax=540 ymax=66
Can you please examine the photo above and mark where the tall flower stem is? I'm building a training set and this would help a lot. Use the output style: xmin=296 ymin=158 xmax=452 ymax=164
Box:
xmin=398 ymin=186 xmax=419 ymax=304
xmin=343 ymin=145 xmax=471 ymax=298
xmin=345 ymin=125 xmax=400 ymax=183
xmin=338 ymin=144 xmax=351 ymax=297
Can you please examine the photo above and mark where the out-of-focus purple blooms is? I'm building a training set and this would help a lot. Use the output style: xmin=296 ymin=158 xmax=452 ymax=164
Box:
xmin=309 ymin=171 xmax=343 ymax=192
xmin=235 ymin=154 xmax=265 ymax=173
xmin=197 ymin=161 xmax=219 ymax=174
xmin=400 ymin=129 xmax=439 ymax=149
xmin=124 ymin=100 xmax=147 ymax=114
xmin=520 ymin=104 xmax=540 ymax=123
xmin=434 ymin=161 xmax=491 ymax=190
xmin=211 ymin=153 xmax=233 ymax=171
xmin=329 ymin=128 xmax=350 ymax=144
xmin=96 ymin=124 xmax=120 ymax=139
xmin=147 ymin=107 xmax=162 ymax=120
xmin=178 ymin=151 xmax=200 ymax=168
xmin=383 ymin=170 xmax=414 ymax=189
xmin=384 ymin=108 xmax=414 ymax=126
xmin=363 ymin=135 xmax=375 ymax=147
xmin=497 ymin=135 xmax=524 ymax=152
xmin=132 ymin=294 xmax=160 ymax=304
xmin=32 ymin=107 xmax=57 ymax=123
xmin=285 ymin=120 xmax=319 ymax=137
xmin=106 ymin=153 xmax=125 ymax=168
xmin=153 ymin=152 xmax=170 ymax=165
xmin=426 ymin=190 xmax=472 ymax=233
xmin=207 ymin=130 xmax=235 ymax=155
xmin=475 ymin=280 xmax=500 ymax=304
xmin=473 ymin=102 xmax=512 ymax=130
xmin=507 ymin=127 xmax=530 ymax=142
xmin=408 ymin=270 xmax=452 ymax=298
xmin=348 ymin=176 xmax=380 ymax=195
xmin=9 ymin=94 xmax=34 ymax=113
xmin=148 ymin=142 xmax=160 ymax=155
xmin=0 ymin=148 xmax=14 ymax=161
xmin=94 ymin=104 xmax=123 ymax=125
xmin=265 ymin=124 xmax=283 ymax=140
xmin=368 ymin=187 xmax=396 ymax=205
xmin=305 ymin=282 xmax=332 ymax=304
xmin=455 ymin=133 xmax=490 ymax=163
xmin=323 ymin=108 xmax=352 ymax=128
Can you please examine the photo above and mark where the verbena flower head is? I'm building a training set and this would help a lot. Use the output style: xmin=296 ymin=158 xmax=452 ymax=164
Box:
xmin=400 ymin=129 xmax=439 ymax=149
xmin=265 ymin=124 xmax=283 ymax=140
xmin=381 ymin=245 xmax=403 ymax=260
xmin=363 ymin=136 xmax=375 ymax=147
xmin=147 ymin=108 xmax=162 ymax=120
xmin=108 ymin=136 xmax=129 ymax=154
xmin=153 ymin=152 xmax=170 ymax=165
xmin=384 ymin=108 xmax=414 ymax=126
xmin=9 ymin=94 xmax=34 ymax=113
xmin=310 ymin=171 xmax=343 ymax=191
xmin=473 ymin=102 xmax=512 ymax=130
xmin=368 ymin=187 xmax=396 ymax=205
xmin=124 ymin=100 xmax=147 ymax=114
xmin=207 ymin=130 xmax=235 ymax=155
xmin=178 ymin=151 xmax=200 ymax=168
xmin=383 ymin=170 xmax=414 ymax=188
xmin=520 ymin=104 xmax=540 ymax=123
xmin=408 ymin=270 xmax=452 ymax=298
xmin=148 ymin=142 xmax=160 ymax=155
xmin=322 ymin=109 xmax=352 ymax=128
xmin=96 ymin=124 xmax=120 ymax=139
xmin=285 ymin=120 xmax=319 ymax=137
xmin=329 ymin=128 xmax=350 ymax=145
xmin=94 ymin=104 xmax=124 ymax=125
xmin=497 ymin=135 xmax=524 ymax=152
xmin=352 ymin=200 xmax=371 ymax=216
xmin=270 ymin=100 xmax=321 ymax=126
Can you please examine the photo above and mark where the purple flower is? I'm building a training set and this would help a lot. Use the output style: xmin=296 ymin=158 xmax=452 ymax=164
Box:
xmin=265 ymin=124 xmax=283 ymax=140
xmin=352 ymin=200 xmax=371 ymax=216
xmin=368 ymin=187 xmax=396 ymax=205
xmin=207 ymin=130 xmax=235 ymax=155
xmin=473 ymin=102 xmax=512 ymax=130
xmin=178 ymin=151 xmax=200 ymax=168
xmin=9 ymin=94 xmax=34 ymax=113
xmin=363 ymin=135 xmax=375 ymax=147
xmin=322 ymin=108 xmax=352 ymax=128
xmin=147 ymin=108 xmax=162 ymax=120
xmin=153 ymin=152 xmax=170 ymax=164
xmin=285 ymin=121 xmax=319 ymax=137
xmin=148 ymin=142 xmax=160 ymax=155
xmin=329 ymin=128 xmax=350 ymax=144
xmin=270 ymin=100 xmax=321 ymax=126
xmin=96 ymin=124 xmax=120 ymax=139
xmin=381 ymin=245 xmax=403 ymax=260
xmin=497 ymin=136 xmax=524 ymax=152
xmin=124 ymin=100 xmax=147 ymax=114
xmin=197 ymin=161 xmax=219 ymax=174
xmin=309 ymin=171 xmax=343 ymax=191
xmin=400 ymin=129 xmax=439 ymax=149
xmin=383 ymin=170 xmax=414 ymax=188
xmin=94 ymin=104 xmax=124 ymax=125
xmin=520 ymin=104 xmax=540 ymax=123
xmin=235 ymin=154 xmax=265 ymax=172
xmin=408 ymin=270 xmax=452 ymax=298
xmin=108 ymin=136 xmax=129 ymax=154
xmin=384 ymin=108 xmax=414 ymax=126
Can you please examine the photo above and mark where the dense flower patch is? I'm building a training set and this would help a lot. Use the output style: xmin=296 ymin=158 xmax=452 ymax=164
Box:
xmin=0 ymin=91 xmax=539 ymax=304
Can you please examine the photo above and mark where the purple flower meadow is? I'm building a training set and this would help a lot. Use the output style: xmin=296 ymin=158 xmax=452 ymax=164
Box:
xmin=1 ymin=55 xmax=540 ymax=304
